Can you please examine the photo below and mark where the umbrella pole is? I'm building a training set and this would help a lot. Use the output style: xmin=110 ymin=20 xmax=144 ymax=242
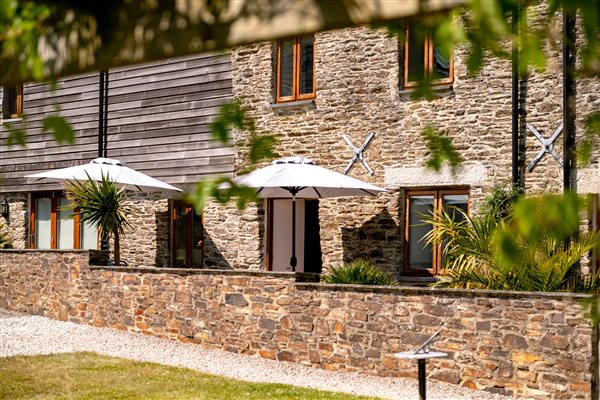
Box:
xmin=290 ymin=192 xmax=297 ymax=272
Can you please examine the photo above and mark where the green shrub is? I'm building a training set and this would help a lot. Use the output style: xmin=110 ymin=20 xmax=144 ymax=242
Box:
xmin=481 ymin=182 xmax=523 ymax=222
xmin=321 ymin=259 xmax=396 ymax=286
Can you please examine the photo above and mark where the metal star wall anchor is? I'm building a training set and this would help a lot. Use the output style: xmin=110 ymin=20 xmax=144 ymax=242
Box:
xmin=527 ymin=122 xmax=564 ymax=172
xmin=343 ymin=133 xmax=375 ymax=175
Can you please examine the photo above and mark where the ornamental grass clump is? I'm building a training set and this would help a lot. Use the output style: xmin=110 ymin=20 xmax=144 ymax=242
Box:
xmin=321 ymin=259 xmax=396 ymax=286
xmin=425 ymin=190 xmax=600 ymax=293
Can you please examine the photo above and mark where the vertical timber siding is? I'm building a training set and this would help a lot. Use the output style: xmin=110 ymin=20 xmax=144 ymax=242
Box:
xmin=0 ymin=52 xmax=234 ymax=193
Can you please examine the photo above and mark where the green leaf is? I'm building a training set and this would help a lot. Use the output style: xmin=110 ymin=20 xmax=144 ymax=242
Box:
xmin=42 ymin=115 xmax=75 ymax=145
xmin=209 ymin=100 xmax=255 ymax=144
xmin=247 ymin=134 xmax=278 ymax=166
xmin=3 ymin=121 xmax=28 ymax=147
xmin=7 ymin=128 xmax=26 ymax=147
xmin=422 ymin=126 xmax=463 ymax=173
xmin=466 ymin=43 xmax=484 ymax=74
xmin=579 ymin=112 xmax=600 ymax=166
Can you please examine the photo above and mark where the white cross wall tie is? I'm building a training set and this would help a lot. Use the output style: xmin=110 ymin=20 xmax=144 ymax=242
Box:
xmin=343 ymin=133 xmax=375 ymax=175
xmin=527 ymin=123 xmax=564 ymax=172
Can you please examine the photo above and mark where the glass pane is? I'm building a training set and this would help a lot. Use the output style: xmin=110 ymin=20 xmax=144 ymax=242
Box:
xmin=3 ymin=86 xmax=17 ymax=118
xmin=278 ymin=40 xmax=294 ymax=98
xmin=192 ymin=210 xmax=203 ymax=266
xmin=408 ymin=195 xmax=434 ymax=270
xmin=81 ymin=220 xmax=98 ymax=250
xmin=407 ymin=25 xmax=425 ymax=83
xmin=57 ymin=197 xmax=74 ymax=249
xmin=35 ymin=198 xmax=52 ymax=249
xmin=432 ymin=43 xmax=451 ymax=80
xmin=174 ymin=206 xmax=187 ymax=266
xmin=299 ymin=36 xmax=314 ymax=95
xmin=441 ymin=194 xmax=469 ymax=267
xmin=442 ymin=194 xmax=468 ymax=222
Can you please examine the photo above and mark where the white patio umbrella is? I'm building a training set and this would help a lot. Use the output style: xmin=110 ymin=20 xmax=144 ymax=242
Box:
xmin=231 ymin=157 xmax=386 ymax=271
xmin=25 ymin=157 xmax=182 ymax=192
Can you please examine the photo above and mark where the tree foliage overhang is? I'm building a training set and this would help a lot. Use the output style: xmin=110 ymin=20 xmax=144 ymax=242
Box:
xmin=0 ymin=0 xmax=464 ymax=85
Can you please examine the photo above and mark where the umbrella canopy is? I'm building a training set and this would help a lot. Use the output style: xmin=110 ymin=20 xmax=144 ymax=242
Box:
xmin=232 ymin=157 xmax=386 ymax=271
xmin=233 ymin=157 xmax=385 ymax=199
xmin=25 ymin=157 xmax=182 ymax=192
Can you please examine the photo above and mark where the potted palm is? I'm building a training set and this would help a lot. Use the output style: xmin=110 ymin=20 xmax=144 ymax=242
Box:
xmin=64 ymin=172 xmax=132 ymax=266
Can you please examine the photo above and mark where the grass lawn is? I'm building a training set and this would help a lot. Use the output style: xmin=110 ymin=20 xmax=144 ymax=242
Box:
xmin=0 ymin=352 xmax=382 ymax=400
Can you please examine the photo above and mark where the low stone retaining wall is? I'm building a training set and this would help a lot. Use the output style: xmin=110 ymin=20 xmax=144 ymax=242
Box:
xmin=0 ymin=250 xmax=597 ymax=399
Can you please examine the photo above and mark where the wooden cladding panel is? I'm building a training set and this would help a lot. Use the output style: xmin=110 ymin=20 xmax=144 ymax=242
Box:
xmin=104 ymin=53 xmax=233 ymax=188
xmin=0 ymin=71 xmax=101 ymax=192
xmin=1 ymin=52 xmax=233 ymax=193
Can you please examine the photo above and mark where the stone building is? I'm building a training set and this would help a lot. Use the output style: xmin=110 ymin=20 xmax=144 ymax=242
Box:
xmin=226 ymin=21 xmax=600 ymax=279
xmin=1 ymin=17 xmax=599 ymax=281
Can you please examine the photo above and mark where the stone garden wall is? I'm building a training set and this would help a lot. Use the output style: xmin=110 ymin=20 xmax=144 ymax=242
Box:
xmin=0 ymin=250 xmax=597 ymax=399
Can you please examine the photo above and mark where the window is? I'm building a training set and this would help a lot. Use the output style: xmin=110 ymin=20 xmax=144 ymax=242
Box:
xmin=405 ymin=189 xmax=468 ymax=275
xmin=276 ymin=35 xmax=315 ymax=103
xmin=403 ymin=22 xmax=453 ymax=89
xmin=29 ymin=192 xmax=98 ymax=249
xmin=171 ymin=201 xmax=203 ymax=268
xmin=3 ymin=84 xmax=23 ymax=119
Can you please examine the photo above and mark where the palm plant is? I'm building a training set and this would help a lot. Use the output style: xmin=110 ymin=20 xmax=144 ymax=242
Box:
xmin=321 ymin=258 xmax=396 ymax=286
xmin=64 ymin=172 xmax=132 ymax=265
xmin=424 ymin=195 xmax=600 ymax=293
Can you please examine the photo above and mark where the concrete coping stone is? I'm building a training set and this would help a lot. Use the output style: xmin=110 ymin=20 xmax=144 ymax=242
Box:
xmin=2 ymin=249 xmax=595 ymax=300
xmin=296 ymin=282 xmax=596 ymax=300
xmin=0 ymin=249 xmax=90 ymax=253
xmin=88 ymin=265 xmax=321 ymax=282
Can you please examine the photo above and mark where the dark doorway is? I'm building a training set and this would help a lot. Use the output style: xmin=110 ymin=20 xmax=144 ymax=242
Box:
xmin=304 ymin=200 xmax=322 ymax=273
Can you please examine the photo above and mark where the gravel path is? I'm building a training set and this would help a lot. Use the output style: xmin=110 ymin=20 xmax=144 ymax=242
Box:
xmin=0 ymin=309 xmax=509 ymax=400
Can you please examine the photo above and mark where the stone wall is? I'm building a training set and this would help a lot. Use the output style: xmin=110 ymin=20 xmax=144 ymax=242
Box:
xmin=1 ymin=193 xmax=27 ymax=249
xmin=1 ymin=250 xmax=596 ymax=399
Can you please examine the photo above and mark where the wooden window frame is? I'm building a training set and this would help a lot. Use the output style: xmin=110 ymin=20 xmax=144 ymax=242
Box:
xmin=276 ymin=35 xmax=316 ymax=103
xmin=29 ymin=192 xmax=93 ymax=249
xmin=3 ymin=84 xmax=23 ymax=119
xmin=403 ymin=24 xmax=454 ymax=89
xmin=170 ymin=201 xmax=204 ymax=268
xmin=404 ymin=188 xmax=469 ymax=276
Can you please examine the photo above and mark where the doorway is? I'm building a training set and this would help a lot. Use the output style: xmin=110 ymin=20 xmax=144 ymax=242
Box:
xmin=267 ymin=199 xmax=322 ymax=273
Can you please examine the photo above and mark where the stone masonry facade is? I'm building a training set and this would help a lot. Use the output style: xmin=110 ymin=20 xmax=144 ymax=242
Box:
xmin=0 ymin=250 xmax=596 ymax=399
xmin=230 ymin=21 xmax=600 ymax=276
